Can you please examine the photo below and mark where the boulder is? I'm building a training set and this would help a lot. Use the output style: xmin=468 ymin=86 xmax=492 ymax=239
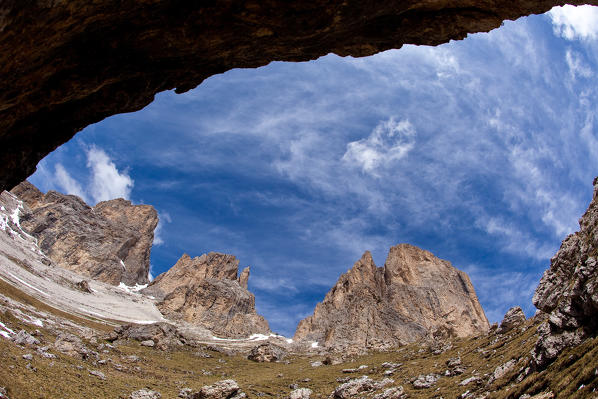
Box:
xmin=12 ymin=330 xmax=39 ymax=346
xmin=54 ymin=332 xmax=92 ymax=359
xmin=412 ymin=374 xmax=440 ymax=389
xmin=289 ymin=388 xmax=312 ymax=399
xmin=247 ymin=343 xmax=286 ymax=363
xmin=130 ymin=389 xmax=162 ymax=399
xmin=332 ymin=376 xmax=393 ymax=399
xmin=488 ymin=359 xmax=517 ymax=385
xmin=497 ymin=307 xmax=526 ymax=334
xmin=372 ymin=387 xmax=407 ymax=399
xmin=192 ymin=380 xmax=244 ymax=399
xmin=113 ymin=323 xmax=183 ymax=350
xmin=75 ymin=280 xmax=92 ymax=293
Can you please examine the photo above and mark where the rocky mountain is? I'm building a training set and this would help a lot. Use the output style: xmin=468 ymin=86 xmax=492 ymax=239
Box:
xmin=531 ymin=177 xmax=598 ymax=368
xmin=144 ymin=252 xmax=270 ymax=338
xmin=295 ymin=244 xmax=489 ymax=350
xmin=10 ymin=181 xmax=158 ymax=286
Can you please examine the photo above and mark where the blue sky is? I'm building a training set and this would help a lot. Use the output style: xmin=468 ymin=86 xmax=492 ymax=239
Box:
xmin=30 ymin=6 xmax=598 ymax=336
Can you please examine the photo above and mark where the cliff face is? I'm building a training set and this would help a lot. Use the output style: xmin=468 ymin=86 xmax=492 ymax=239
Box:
xmin=2 ymin=0 xmax=597 ymax=192
xmin=144 ymin=252 xmax=270 ymax=338
xmin=10 ymin=181 xmax=158 ymax=286
xmin=295 ymin=244 xmax=489 ymax=350
xmin=531 ymin=177 xmax=598 ymax=368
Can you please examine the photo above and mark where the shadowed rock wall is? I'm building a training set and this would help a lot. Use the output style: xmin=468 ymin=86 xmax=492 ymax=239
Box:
xmin=2 ymin=0 xmax=598 ymax=191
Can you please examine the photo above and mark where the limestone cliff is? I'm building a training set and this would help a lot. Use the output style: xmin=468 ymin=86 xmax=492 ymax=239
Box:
xmin=10 ymin=181 xmax=158 ymax=286
xmin=295 ymin=244 xmax=489 ymax=350
xmin=144 ymin=252 xmax=270 ymax=338
xmin=531 ymin=177 xmax=598 ymax=368
xmin=2 ymin=1 xmax=598 ymax=192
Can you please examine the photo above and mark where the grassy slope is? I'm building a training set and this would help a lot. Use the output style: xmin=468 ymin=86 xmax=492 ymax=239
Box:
xmin=0 ymin=283 xmax=596 ymax=399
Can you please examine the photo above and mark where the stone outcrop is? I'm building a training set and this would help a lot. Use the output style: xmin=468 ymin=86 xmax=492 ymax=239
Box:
xmin=144 ymin=252 xmax=270 ymax=338
xmin=531 ymin=177 xmax=598 ymax=368
xmin=111 ymin=323 xmax=187 ymax=351
xmin=2 ymin=1 xmax=598 ymax=192
xmin=295 ymin=244 xmax=489 ymax=350
xmin=10 ymin=181 xmax=158 ymax=286
xmin=497 ymin=306 xmax=526 ymax=334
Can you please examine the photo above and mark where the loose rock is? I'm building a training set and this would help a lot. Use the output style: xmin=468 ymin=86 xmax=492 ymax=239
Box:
xmin=372 ymin=386 xmax=407 ymax=399
xmin=194 ymin=379 xmax=244 ymax=399
xmin=332 ymin=376 xmax=393 ymax=399
xmin=488 ymin=359 xmax=516 ymax=384
xmin=289 ymin=388 xmax=312 ymax=399
xmin=12 ymin=330 xmax=40 ymax=346
xmin=130 ymin=389 xmax=162 ymax=399
xmin=412 ymin=374 xmax=439 ymax=389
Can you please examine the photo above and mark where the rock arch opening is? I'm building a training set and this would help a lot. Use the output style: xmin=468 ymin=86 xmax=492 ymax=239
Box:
xmin=0 ymin=2 xmax=597 ymax=375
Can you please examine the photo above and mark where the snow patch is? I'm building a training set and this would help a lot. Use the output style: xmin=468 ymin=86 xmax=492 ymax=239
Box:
xmin=118 ymin=282 xmax=148 ymax=293
xmin=0 ymin=331 xmax=10 ymax=339
xmin=119 ymin=259 xmax=126 ymax=270
xmin=0 ymin=194 xmax=43 ymax=255
xmin=27 ymin=316 xmax=44 ymax=327
xmin=211 ymin=333 xmax=292 ymax=342
xmin=311 ymin=341 xmax=319 ymax=348
xmin=132 ymin=320 xmax=162 ymax=325
xmin=4 ymin=272 xmax=48 ymax=296
xmin=0 ymin=321 xmax=15 ymax=335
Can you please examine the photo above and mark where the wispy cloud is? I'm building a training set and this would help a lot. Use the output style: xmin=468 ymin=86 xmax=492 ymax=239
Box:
xmin=462 ymin=264 xmax=543 ymax=323
xmin=565 ymin=48 xmax=593 ymax=79
xmin=476 ymin=216 xmax=557 ymax=261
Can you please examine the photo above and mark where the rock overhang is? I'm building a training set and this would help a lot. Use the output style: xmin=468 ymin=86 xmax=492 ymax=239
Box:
xmin=2 ymin=0 xmax=598 ymax=191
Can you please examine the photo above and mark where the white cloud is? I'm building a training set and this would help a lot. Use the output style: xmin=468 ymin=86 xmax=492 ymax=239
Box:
xmin=153 ymin=211 xmax=172 ymax=246
xmin=54 ymin=164 xmax=89 ymax=203
xmin=32 ymin=146 xmax=135 ymax=206
xmin=342 ymin=118 xmax=416 ymax=175
xmin=86 ymin=147 xmax=133 ymax=203
xmin=148 ymin=265 xmax=155 ymax=282
xmin=549 ymin=5 xmax=598 ymax=40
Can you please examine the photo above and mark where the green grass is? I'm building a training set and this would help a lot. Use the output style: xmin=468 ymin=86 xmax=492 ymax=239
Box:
xmin=0 ymin=282 xmax=596 ymax=399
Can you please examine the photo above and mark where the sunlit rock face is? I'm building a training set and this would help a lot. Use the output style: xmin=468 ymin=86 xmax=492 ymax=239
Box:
xmin=2 ymin=1 xmax=597 ymax=192
xmin=10 ymin=181 xmax=158 ymax=286
xmin=144 ymin=252 xmax=270 ymax=338
xmin=532 ymin=177 xmax=598 ymax=369
xmin=294 ymin=243 xmax=489 ymax=351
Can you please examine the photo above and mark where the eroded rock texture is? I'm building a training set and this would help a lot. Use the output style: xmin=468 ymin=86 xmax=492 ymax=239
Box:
xmin=144 ymin=252 xmax=270 ymax=338
xmin=10 ymin=181 xmax=158 ymax=286
xmin=2 ymin=1 xmax=598 ymax=192
xmin=531 ymin=177 xmax=598 ymax=368
xmin=294 ymin=244 xmax=488 ymax=351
